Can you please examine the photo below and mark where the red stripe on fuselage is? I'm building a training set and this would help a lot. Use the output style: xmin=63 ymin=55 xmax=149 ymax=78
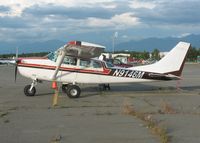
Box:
xmin=18 ymin=62 xmax=111 ymax=75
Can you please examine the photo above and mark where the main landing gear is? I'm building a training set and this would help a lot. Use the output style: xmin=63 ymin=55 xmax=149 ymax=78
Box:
xmin=23 ymin=80 xmax=81 ymax=98
xmin=99 ymin=84 xmax=111 ymax=91
xmin=23 ymin=81 xmax=108 ymax=98
xmin=62 ymin=84 xmax=81 ymax=98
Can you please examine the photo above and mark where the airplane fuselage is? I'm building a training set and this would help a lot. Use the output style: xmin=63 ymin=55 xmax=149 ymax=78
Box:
xmin=17 ymin=57 xmax=175 ymax=85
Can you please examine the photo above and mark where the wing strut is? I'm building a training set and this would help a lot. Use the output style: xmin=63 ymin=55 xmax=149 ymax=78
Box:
xmin=51 ymin=49 xmax=66 ymax=106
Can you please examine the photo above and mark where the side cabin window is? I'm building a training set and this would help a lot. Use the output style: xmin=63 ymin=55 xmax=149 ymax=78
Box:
xmin=80 ymin=59 xmax=90 ymax=67
xmin=79 ymin=58 xmax=102 ymax=70
xmin=63 ymin=56 xmax=77 ymax=66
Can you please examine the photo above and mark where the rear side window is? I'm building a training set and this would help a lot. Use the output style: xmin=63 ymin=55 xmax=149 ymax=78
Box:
xmin=80 ymin=59 xmax=102 ymax=69
xmin=80 ymin=59 xmax=91 ymax=67
xmin=91 ymin=61 xmax=102 ymax=68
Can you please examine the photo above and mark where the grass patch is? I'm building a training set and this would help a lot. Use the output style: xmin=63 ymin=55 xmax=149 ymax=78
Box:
xmin=159 ymin=100 xmax=177 ymax=114
xmin=95 ymin=111 xmax=113 ymax=116
xmin=50 ymin=134 xmax=62 ymax=143
xmin=0 ymin=112 xmax=10 ymax=124
xmin=0 ymin=112 xmax=9 ymax=118
xmin=4 ymin=119 xmax=10 ymax=123
xmin=8 ymin=107 xmax=19 ymax=111
xmin=143 ymin=98 xmax=156 ymax=107
xmin=122 ymin=100 xmax=170 ymax=143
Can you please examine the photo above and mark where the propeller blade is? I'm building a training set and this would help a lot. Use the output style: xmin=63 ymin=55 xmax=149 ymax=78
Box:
xmin=14 ymin=59 xmax=20 ymax=83
xmin=14 ymin=47 xmax=19 ymax=83
xmin=14 ymin=64 xmax=18 ymax=83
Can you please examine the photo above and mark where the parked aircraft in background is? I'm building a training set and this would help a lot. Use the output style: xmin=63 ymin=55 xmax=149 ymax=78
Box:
xmin=0 ymin=59 xmax=16 ymax=64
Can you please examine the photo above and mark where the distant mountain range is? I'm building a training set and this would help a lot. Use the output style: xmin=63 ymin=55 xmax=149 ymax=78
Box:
xmin=0 ymin=34 xmax=199 ymax=54
xmin=115 ymin=34 xmax=200 ymax=52
xmin=0 ymin=39 xmax=65 ymax=54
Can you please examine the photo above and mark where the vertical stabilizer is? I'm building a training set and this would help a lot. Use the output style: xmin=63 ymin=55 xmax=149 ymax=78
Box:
xmin=130 ymin=42 xmax=191 ymax=76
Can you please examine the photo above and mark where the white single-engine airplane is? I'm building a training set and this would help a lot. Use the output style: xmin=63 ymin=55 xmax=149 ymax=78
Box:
xmin=15 ymin=41 xmax=190 ymax=98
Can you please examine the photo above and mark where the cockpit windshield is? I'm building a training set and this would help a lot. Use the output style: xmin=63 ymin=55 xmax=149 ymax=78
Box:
xmin=47 ymin=51 xmax=58 ymax=62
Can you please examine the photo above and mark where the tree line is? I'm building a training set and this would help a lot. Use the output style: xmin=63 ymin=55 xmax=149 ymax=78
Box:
xmin=0 ymin=46 xmax=199 ymax=62
xmin=0 ymin=52 xmax=49 ymax=59
xmin=115 ymin=46 xmax=200 ymax=62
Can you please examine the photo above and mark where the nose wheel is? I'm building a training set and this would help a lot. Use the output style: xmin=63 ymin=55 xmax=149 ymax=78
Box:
xmin=24 ymin=80 xmax=37 ymax=96
xmin=24 ymin=85 xmax=36 ymax=96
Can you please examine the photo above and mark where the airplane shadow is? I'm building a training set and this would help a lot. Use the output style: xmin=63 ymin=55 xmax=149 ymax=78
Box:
xmin=36 ymin=92 xmax=54 ymax=96
xmin=79 ymin=93 xmax=99 ymax=98
xmin=82 ymin=84 xmax=200 ymax=95
xmin=180 ymin=86 xmax=200 ymax=91
xmin=34 ymin=84 xmax=200 ymax=97
xmin=110 ymin=84 xmax=158 ymax=92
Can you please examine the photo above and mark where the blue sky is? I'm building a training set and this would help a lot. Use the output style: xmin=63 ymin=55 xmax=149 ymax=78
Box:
xmin=0 ymin=0 xmax=200 ymax=44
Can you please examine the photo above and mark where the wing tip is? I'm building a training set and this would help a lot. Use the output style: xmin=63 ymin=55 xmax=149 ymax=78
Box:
xmin=67 ymin=41 xmax=105 ymax=49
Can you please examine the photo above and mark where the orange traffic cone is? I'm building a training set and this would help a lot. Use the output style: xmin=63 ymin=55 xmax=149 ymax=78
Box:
xmin=52 ymin=81 xmax=57 ymax=89
xmin=52 ymin=81 xmax=58 ymax=107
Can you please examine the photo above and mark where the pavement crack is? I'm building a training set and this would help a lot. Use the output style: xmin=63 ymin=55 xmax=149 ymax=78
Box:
xmin=122 ymin=99 xmax=170 ymax=143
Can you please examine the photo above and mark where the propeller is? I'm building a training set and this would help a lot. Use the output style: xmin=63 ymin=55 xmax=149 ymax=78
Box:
xmin=14 ymin=62 xmax=18 ymax=83
xmin=14 ymin=47 xmax=19 ymax=83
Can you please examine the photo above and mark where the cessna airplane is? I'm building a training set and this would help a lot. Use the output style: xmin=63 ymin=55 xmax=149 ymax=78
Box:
xmin=15 ymin=41 xmax=190 ymax=98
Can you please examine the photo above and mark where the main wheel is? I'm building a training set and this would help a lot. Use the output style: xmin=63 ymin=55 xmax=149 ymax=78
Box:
xmin=99 ymin=84 xmax=111 ymax=91
xmin=104 ymin=84 xmax=111 ymax=90
xmin=66 ymin=85 xmax=81 ymax=98
xmin=24 ymin=85 xmax=36 ymax=96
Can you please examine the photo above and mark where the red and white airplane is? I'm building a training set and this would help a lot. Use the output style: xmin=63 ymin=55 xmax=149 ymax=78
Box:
xmin=15 ymin=41 xmax=190 ymax=98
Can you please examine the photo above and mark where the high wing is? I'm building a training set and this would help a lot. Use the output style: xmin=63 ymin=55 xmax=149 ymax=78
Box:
xmin=62 ymin=41 xmax=105 ymax=58
xmin=51 ymin=41 xmax=105 ymax=80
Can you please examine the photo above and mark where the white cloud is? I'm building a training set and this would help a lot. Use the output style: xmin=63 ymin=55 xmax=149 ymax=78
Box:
xmin=176 ymin=33 xmax=191 ymax=38
xmin=129 ymin=0 xmax=156 ymax=9
xmin=112 ymin=13 xmax=140 ymax=26
xmin=0 ymin=0 xmax=200 ymax=43
xmin=100 ymin=3 xmax=116 ymax=9
xmin=0 ymin=0 xmax=115 ymax=17
xmin=122 ymin=35 xmax=128 ymax=38
xmin=87 ymin=12 xmax=140 ymax=28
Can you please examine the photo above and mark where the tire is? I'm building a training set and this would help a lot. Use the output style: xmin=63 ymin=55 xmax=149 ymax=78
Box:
xmin=24 ymin=85 xmax=36 ymax=96
xmin=99 ymin=84 xmax=110 ymax=91
xmin=62 ymin=84 xmax=69 ymax=93
xmin=104 ymin=84 xmax=111 ymax=90
xmin=66 ymin=85 xmax=81 ymax=98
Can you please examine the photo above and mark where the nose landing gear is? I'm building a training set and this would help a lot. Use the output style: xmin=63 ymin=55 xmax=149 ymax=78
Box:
xmin=24 ymin=80 xmax=37 ymax=96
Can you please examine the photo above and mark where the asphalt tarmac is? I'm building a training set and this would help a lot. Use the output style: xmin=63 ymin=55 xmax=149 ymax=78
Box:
xmin=0 ymin=64 xmax=200 ymax=143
